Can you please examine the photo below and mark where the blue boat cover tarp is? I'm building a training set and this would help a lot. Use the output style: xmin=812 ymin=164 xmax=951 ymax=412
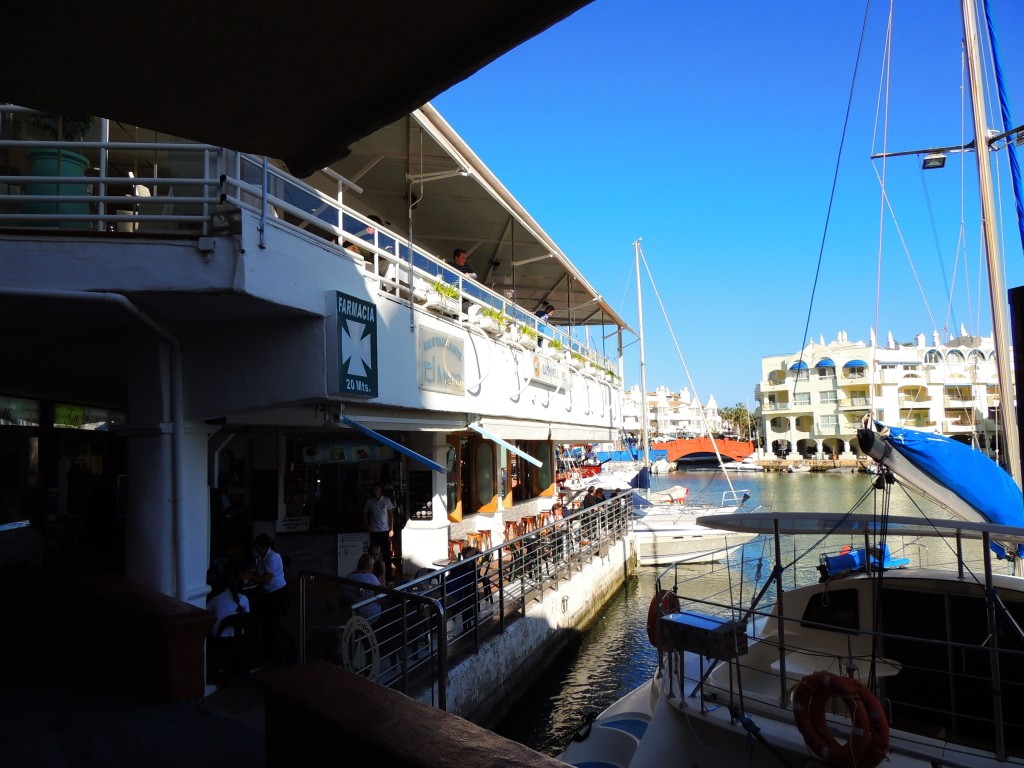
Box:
xmin=596 ymin=450 xmax=668 ymax=463
xmin=822 ymin=544 xmax=910 ymax=576
xmin=880 ymin=422 xmax=1024 ymax=556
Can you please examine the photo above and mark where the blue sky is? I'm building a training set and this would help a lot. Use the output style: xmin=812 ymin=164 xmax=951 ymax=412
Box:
xmin=433 ymin=0 xmax=1024 ymax=409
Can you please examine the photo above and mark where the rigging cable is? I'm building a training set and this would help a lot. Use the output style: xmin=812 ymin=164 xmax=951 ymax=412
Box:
xmin=792 ymin=0 xmax=873 ymax=393
xmin=635 ymin=243 xmax=737 ymax=497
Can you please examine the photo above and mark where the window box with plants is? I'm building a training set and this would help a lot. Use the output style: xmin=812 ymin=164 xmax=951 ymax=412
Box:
xmin=514 ymin=323 xmax=539 ymax=349
xmin=541 ymin=337 xmax=564 ymax=359
xmin=477 ymin=306 xmax=507 ymax=337
xmin=424 ymin=279 xmax=461 ymax=317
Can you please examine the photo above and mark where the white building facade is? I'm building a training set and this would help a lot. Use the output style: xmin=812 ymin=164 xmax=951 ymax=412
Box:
xmin=0 ymin=103 xmax=629 ymax=603
xmin=620 ymin=385 xmax=724 ymax=441
xmin=754 ymin=330 xmax=1005 ymax=460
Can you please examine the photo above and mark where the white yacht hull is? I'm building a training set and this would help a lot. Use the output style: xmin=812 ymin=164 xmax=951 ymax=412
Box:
xmin=631 ymin=510 xmax=756 ymax=566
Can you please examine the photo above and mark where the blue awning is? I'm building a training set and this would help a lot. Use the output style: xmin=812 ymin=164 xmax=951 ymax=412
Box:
xmin=789 ymin=361 xmax=808 ymax=370
xmin=341 ymin=416 xmax=445 ymax=473
xmin=468 ymin=423 xmax=543 ymax=467
xmin=844 ymin=359 xmax=867 ymax=368
xmin=814 ymin=358 xmax=835 ymax=368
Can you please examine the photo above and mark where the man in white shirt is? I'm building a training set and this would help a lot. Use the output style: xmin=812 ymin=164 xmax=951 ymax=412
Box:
xmin=363 ymin=484 xmax=396 ymax=583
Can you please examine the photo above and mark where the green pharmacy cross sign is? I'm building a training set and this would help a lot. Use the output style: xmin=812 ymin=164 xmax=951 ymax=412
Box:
xmin=337 ymin=292 xmax=378 ymax=398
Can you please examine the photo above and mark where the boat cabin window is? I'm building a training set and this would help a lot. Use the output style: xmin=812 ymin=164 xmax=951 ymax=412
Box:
xmin=881 ymin=586 xmax=1024 ymax=754
xmin=800 ymin=588 xmax=860 ymax=633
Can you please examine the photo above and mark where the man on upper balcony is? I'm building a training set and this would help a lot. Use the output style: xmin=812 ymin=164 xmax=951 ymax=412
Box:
xmin=451 ymin=248 xmax=478 ymax=280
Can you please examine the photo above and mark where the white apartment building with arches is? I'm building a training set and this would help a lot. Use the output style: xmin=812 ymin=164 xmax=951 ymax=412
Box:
xmin=621 ymin=384 xmax=724 ymax=441
xmin=754 ymin=329 xmax=1005 ymax=461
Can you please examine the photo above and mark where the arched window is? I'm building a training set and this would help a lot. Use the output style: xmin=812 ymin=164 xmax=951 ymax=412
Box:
xmin=924 ymin=349 xmax=942 ymax=364
xmin=968 ymin=350 xmax=985 ymax=365
xmin=946 ymin=349 xmax=965 ymax=364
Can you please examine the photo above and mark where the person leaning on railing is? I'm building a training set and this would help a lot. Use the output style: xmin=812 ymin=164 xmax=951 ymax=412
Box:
xmin=450 ymin=248 xmax=477 ymax=279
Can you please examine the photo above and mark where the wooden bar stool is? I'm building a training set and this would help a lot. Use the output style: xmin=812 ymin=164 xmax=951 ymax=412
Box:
xmin=503 ymin=520 xmax=521 ymax=540
xmin=475 ymin=529 xmax=493 ymax=550
xmin=465 ymin=531 xmax=483 ymax=551
xmin=520 ymin=515 xmax=538 ymax=533
xmin=538 ymin=511 xmax=553 ymax=528
xmin=448 ymin=538 xmax=467 ymax=561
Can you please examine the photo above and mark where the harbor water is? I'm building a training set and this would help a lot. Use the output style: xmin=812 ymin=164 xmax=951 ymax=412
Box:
xmin=493 ymin=467 xmax=986 ymax=756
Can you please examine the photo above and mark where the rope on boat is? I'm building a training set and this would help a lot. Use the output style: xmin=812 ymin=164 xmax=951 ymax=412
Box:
xmin=729 ymin=705 xmax=792 ymax=767
xmin=569 ymin=710 xmax=597 ymax=742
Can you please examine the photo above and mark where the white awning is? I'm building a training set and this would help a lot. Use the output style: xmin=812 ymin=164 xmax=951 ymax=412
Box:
xmin=468 ymin=422 xmax=543 ymax=467
xmin=549 ymin=422 xmax=617 ymax=442
xmin=473 ymin=416 xmax=549 ymax=441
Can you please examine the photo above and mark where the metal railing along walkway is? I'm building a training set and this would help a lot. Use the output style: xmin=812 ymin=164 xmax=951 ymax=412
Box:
xmin=296 ymin=494 xmax=632 ymax=710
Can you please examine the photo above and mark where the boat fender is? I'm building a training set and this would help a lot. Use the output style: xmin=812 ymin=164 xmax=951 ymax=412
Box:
xmin=645 ymin=589 xmax=680 ymax=648
xmin=792 ymin=671 xmax=889 ymax=768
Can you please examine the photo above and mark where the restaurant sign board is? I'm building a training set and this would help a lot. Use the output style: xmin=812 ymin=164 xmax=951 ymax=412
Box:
xmin=417 ymin=326 xmax=464 ymax=395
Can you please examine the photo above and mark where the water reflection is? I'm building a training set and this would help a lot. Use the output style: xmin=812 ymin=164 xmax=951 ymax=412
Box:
xmin=495 ymin=469 xmax=998 ymax=756
xmin=492 ymin=569 xmax=660 ymax=756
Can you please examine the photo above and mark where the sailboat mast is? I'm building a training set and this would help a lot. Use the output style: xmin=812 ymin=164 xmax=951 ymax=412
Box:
xmin=962 ymin=0 xmax=1022 ymax=488
xmin=635 ymin=239 xmax=651 ymax=473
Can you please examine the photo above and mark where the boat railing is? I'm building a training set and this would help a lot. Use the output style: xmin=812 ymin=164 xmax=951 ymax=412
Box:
xmin=0 ymin=105 xmax=618 ymax=373
xmin=296 ymin=493 xmax=633 ymax=710
xmin=652 ymin=527 xmax=1024 ymax=757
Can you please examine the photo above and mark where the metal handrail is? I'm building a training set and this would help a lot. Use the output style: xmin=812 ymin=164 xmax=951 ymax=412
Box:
xmin=297 ymin=494 xmax=633 ymax=707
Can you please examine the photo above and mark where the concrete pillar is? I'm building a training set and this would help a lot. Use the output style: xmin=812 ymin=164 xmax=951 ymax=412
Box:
xmin=399 ymin=433 xmax=450 ymax=575
xmin=121 ymin=422 xmax=212 ymax=607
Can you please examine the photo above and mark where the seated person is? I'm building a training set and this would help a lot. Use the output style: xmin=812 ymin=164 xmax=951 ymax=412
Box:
xmin=208 ymin=564 xmax=250 ymax=634
xmin=367 ymin=543 xmax=387 ymax=585
xmin=535 ymin=303 xmax=555 ymax=322
xmin=206 ymin=565 xmax=253 ymax=677
xmin=341 ymin=553 xmax=383 ymax=622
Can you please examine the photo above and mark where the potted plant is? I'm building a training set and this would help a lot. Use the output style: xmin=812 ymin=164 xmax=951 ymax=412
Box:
xmin=479 ymin=306 xmax=506 ymax=337
xmin=516 ymin=323 xmax=539 ymax=348
xmin=425 ymin=279 xmax=461 ymax=316
xmin=23 ymin=112 xmax=95 ymax=229
xmin=542 ymin=337 xmax=563 ymax=358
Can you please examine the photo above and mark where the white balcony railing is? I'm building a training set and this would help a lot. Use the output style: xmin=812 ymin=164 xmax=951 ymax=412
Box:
xmin=0 ymin=107 xmax=619 ymax=375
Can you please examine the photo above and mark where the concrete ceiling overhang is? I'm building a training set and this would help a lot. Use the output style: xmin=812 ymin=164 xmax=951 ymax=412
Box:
xmin=1 ymin=1 xmax=595 ymax=178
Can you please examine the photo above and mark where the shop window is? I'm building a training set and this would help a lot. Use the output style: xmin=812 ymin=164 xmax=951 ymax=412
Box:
xmin=474 ymin=442 xmax=494 ymax=507
xmin=536 ymin=443 xmax=552 ymax=490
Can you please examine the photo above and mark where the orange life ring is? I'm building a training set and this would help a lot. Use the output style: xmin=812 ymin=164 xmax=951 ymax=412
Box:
xmin=792 ymin=671 xmax=889 ymax=768
xmin=646 ymin=589 xmax=680 ymax=648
